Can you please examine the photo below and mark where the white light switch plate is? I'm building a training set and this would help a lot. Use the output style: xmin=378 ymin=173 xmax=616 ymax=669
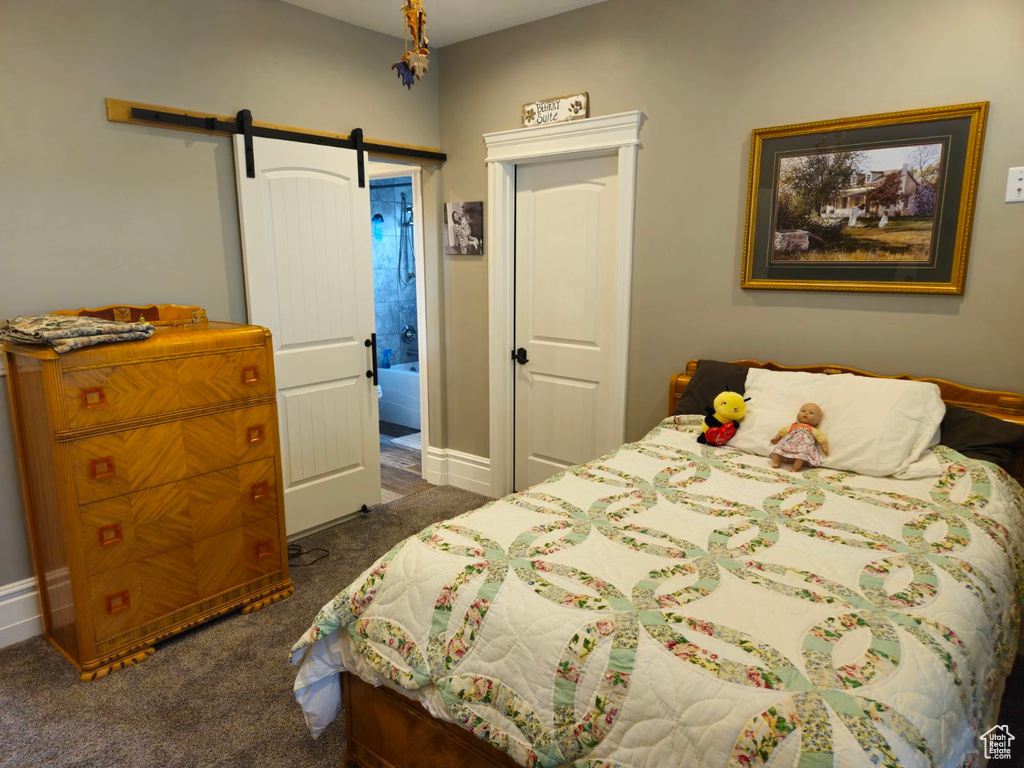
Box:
xmin=1007 ymin=166 xmax=1024 ymax=203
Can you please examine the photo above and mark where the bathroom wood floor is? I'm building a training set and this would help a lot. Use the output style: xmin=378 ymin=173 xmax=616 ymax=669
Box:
xmin=380 ymin=421 xmax=433 ymax=501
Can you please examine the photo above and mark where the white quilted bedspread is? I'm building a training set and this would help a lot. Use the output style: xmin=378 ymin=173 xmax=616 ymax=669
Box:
xmin=291 ymin=416 xmax=1024 ymax=768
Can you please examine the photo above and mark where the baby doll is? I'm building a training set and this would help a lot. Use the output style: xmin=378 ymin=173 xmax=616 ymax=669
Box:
xmin=769 ymin=402 xmax=829 ymax=471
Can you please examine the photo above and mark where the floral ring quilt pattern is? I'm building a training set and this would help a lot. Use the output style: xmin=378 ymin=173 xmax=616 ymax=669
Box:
xmin=292 ymin=416 xmax=1024 ymax=768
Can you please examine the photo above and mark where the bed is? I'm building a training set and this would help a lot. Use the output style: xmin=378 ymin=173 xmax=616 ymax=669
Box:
xmin=291 ymin=360 xmax=1024 ymax=768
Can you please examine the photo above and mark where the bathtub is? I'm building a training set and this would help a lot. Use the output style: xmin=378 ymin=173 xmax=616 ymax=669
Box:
xmin=378 ymin=361 xmax=420 ymax=430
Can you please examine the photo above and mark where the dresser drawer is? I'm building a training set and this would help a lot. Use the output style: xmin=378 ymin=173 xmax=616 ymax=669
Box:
xmin=242 ymin=516 xmax=284 ymax=580
xmin=90 ymin=543 xmax=199 ymax=643
xmin=79 ymin=458 xmax=279 ymax=576
xmin=72 ymin=404 xmax=277 ymax=505
xmin=193 ymin=519 xmax=284 ymax=596
xmin=63 ymin=348 xmax=271 ymax=429
xmin=90 ymin=519 xmax=285 ymax=643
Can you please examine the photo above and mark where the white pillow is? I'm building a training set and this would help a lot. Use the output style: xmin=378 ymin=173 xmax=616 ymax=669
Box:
xmin=729 ymin=368 xmax=945 ymax=477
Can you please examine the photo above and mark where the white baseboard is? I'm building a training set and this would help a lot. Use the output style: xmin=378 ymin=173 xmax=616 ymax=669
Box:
xmin=423 ymin=448 xmax=446 ymax=486
xmin=0 ymin=577 xmax=42 ymax=649
xmin=424 ymin=447 xmax=493 ymax=497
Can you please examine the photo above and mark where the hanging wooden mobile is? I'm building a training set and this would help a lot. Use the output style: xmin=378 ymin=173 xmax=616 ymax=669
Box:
xmin=392 ymin=0 xmax=429 ymax=89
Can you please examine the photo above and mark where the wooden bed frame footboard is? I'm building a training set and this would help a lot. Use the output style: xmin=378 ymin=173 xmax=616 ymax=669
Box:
xmin=342 ymin=359 xmax=1024 ymax=768
xmin=343 ymin=672 xmax=520 ymax=768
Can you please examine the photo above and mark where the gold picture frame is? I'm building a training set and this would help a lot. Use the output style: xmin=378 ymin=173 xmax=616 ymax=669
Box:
xmin=741 ymin=102 xmax=988 ymax=294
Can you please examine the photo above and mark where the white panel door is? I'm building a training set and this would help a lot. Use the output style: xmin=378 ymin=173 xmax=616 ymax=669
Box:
xmin=514 ymin=154 xmax=619 ymax=490
xmin=234 ymin=135 xmax=381 ymax=535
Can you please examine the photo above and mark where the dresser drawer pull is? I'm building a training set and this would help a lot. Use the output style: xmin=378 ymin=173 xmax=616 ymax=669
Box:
xmin=247 ymin=425 xmax=265 ymax=444
xmin=97 ymin=523 xmax=123 ymax=548
xmin=82 ymin=387 xmax=107 ymax=409
xmin=90 ymin=457 xmax=117 ymax=480
xmin=105 ymin=590 xmax=131 ymax=615
xmin=250 ymin=482 xmax=270 ymax=503
xmin=242 ymin=365 xmax=260 ymax=384
xmin=255 ymin=540 xmax=274 ymax=560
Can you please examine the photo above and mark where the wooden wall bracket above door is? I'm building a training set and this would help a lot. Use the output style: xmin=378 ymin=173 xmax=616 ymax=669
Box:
xmin=105 ymin=98 xmax=446 ymax=186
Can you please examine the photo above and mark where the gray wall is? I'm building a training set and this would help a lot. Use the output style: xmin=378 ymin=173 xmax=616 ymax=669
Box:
xmin=3 ymin=0 xmax=1022 ymax=585
xmin=435 ymin=0 xmax=1024 ymax=459
xmin=0 ymin=0 xmax=441 ymax=584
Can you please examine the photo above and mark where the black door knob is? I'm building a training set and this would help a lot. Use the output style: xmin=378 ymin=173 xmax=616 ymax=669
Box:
xmin=512 ymin=347 xmax=529 ymax=365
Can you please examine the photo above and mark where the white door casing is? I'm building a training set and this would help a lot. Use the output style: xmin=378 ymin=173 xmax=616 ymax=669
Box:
xmin=234 ymin=135 xmax=381 ymax=536
xmin=366 ymin=161 xmax=430 ymax=480
xmin=485 ymin=111 xmax=643 ymax=498
xmin=514 ymin=154 xmax=619 ymax=489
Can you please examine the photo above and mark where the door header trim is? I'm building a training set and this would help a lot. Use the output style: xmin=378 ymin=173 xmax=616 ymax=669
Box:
xmin=484 ymin=111 xmax=642 ymax=164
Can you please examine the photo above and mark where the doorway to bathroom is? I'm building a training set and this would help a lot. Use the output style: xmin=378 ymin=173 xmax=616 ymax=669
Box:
xmin=369 ymin=166 xmax=432 ymax=503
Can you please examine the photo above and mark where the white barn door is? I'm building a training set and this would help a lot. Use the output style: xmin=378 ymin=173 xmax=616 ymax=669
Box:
xmin=234 ymin=136 xmax=381 ymax=536
xmin=514 ymin=154 xmax=620 ymax=490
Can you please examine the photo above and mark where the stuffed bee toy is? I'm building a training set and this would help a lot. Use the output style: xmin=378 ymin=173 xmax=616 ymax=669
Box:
xmin=696 ymin=390 xmax=750 ymax=446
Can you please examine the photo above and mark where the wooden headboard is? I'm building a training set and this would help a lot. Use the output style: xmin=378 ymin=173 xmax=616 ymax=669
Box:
xmin=669 ymin=359 xmax=1024 ymax=483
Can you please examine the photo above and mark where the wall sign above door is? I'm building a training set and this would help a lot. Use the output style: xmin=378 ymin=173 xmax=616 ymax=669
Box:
xmin=521 ymin=93 xmax=589 ymax=127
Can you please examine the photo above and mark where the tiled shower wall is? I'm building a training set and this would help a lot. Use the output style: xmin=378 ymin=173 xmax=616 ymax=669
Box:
xmin=370 ymin=177 xmax=417 ymax=366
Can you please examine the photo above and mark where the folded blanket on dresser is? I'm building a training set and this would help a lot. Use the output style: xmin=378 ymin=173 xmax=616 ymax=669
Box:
xmin=292 ymin=414 xmax=1024 ymax=768
xmin=1 ymin=314 xmax=154 ymax=353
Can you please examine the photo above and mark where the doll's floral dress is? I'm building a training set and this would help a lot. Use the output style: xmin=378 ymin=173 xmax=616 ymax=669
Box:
xmin=772 ymin=423 xmax=827 ymax=466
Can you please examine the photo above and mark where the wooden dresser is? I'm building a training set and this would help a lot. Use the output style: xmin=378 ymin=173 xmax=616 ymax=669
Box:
xmin=4 ymin=305 xmax=293 ymax=680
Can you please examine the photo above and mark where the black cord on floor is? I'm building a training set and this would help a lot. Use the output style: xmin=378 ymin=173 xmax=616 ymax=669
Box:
xmin=287 ymin=542 xmax=329 ymax=567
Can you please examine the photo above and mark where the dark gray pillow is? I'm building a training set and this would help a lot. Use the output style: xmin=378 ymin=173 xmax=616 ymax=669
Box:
xmin=674 ymin=360 xmax=747 ymax=416
xmin=940 ymin=405 xmax=1024 ymax=471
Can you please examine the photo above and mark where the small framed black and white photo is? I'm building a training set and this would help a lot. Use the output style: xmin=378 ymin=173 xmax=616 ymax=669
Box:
xmin=443 ymin=201 xmax=484 ymax=255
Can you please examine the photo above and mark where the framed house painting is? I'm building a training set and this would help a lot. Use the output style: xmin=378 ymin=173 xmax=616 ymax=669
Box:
xmin=741 ymin=102 xmax=988 ymax=294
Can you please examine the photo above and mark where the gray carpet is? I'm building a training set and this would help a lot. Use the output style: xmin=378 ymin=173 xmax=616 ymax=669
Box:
xmin=1 ymin=483 xmax=1022 ymax=767
xmin=0 ymin=486 xmax=491 ymax=768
